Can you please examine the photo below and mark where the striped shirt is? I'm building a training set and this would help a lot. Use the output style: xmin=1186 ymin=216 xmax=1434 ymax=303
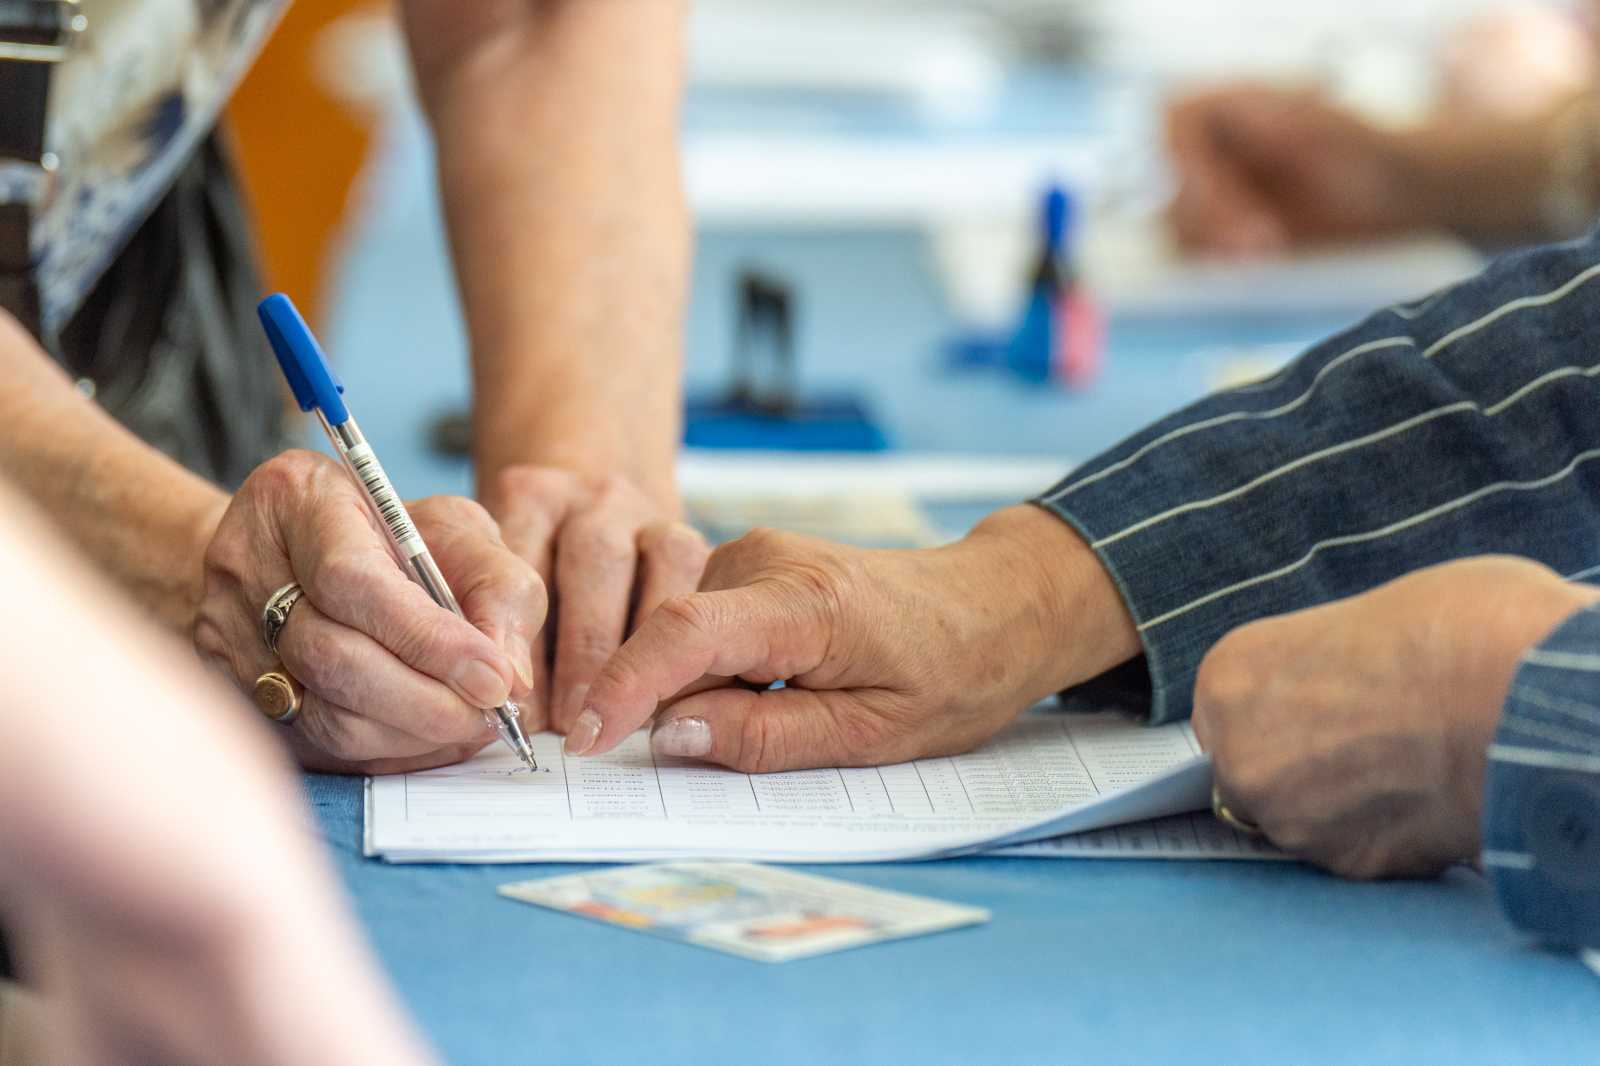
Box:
xmin=1035 ymin=229 xmax=1600 ymax=950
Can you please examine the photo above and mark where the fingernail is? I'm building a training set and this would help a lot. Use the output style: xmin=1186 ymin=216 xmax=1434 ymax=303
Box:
xmin=454 ymin=659 xmax=512 ymax=708
xmin=651 ymin=717 xmax=712 ymax=758
xmin=564 ymin=708 xmax=603 ymax=756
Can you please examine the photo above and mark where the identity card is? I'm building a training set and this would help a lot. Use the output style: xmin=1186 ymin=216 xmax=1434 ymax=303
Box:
xmin=498 ymin=862 xmax=989 ymax=963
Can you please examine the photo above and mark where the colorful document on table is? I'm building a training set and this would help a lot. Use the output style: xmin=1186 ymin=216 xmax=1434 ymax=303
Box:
xmin=365 ymin=709 xmax=1280 ymax=863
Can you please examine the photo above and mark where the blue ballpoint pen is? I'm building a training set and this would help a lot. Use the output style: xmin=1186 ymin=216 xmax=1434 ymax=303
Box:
xmin=257 ymin=293 xmax=538 ymax=772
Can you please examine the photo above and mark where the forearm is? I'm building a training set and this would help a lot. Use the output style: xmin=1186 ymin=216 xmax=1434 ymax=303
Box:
xmin=0 ymin=318 xmax=226 ymax=632
xmin=0 ymin=489 xmax=436 ymax=1066
xmin=1395 ymin=92 xmax=1595 ymax=243
xmin=403 ymin=0 xmax=690 ymax=506
xmin=1037 ymin=231 xmax=1600 ymax=722
xmin=0 ymin=487 xmax=269 ymax=891
xmin=957 ymin=504 xmax=1141 ymax=702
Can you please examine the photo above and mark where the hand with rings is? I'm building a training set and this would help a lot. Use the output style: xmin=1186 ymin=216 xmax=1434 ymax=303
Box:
xmin=194 ymin=450 xmax=547 ymax=774
xmin=253 ymin=583 xmax=306 ymax=723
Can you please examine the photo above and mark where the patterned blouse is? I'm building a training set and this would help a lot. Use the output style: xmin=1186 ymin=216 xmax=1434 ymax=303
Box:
xmin=1 ymin=0 xmax=286 ymax=335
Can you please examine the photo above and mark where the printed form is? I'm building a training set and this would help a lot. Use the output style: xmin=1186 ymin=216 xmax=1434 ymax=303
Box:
xmin=366 ymin=711 xmax=1272 ymax=864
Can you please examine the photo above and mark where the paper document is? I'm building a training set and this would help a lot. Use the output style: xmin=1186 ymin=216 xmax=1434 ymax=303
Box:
xmin=366 ymin=710 xmax=1219 ymax=864
xmin=991 ymin=812 xmax=1286 ymax=861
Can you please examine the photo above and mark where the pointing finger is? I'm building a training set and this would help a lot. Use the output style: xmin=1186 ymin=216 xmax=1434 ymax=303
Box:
xmin=571 ymin=583 xmax=831 ymax=758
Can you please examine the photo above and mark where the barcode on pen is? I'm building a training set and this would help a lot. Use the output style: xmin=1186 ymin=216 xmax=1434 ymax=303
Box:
xmin=346 ymin=444 xmax=425 ymax=557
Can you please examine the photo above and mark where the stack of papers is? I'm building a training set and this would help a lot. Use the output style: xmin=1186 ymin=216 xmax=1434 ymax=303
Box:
xmin=365 ymin=710 xmax=1281 ymax=864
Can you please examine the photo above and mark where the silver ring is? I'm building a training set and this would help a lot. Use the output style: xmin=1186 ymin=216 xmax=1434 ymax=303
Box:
xmin=260 ymin=582 xmax=306 ymax=657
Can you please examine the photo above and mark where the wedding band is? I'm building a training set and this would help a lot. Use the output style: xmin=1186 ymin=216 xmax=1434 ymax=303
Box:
xmin=253 ymin=670 xmax=304 ymax=724
xmin=1211 ymin=784 xmax=1264 ymax=838
xmin=260 ymin=582 xmax=305 ymax=657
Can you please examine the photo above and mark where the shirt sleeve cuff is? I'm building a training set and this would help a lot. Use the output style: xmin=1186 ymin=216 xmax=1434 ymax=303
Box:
xmin=1482 ymin=602 xmax=1600 ymax=950
xmin=1031 ymin=483 xmax=1316 ymax=727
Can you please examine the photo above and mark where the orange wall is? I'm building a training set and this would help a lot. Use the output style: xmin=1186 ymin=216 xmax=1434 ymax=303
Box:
xmin=225 ymin=1 xmax=387 ymax=327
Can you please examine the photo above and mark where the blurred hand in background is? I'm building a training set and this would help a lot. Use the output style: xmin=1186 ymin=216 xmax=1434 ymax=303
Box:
xmin=1167 ymin=4 xmax=1600 ymax=256
xmin=1166 ymin=85 xmax=1420 ymax=256
xmin=0 ymin=487 xmax=435 ymax=1066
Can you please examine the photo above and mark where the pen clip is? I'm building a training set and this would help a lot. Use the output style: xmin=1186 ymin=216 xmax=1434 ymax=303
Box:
xmin=257 ymin=293 xmax=350 ymax=425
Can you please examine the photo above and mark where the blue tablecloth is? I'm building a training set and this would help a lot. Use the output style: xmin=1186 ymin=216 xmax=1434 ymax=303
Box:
xmin=309 ymin=773 xmax=1598 ymax=1065
xmin=318 ymin=112 xmax=1598 ymax=1062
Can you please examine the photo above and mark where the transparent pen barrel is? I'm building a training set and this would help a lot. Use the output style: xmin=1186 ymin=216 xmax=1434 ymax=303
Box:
xmin=319 ymin=411 xmax=522 ymax=744
xmin=318 ymin=412 xmax=465 ymax=610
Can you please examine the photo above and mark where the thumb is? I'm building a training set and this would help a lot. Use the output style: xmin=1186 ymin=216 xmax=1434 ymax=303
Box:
xmin=574 ymin=582 xmax=832 ymax=757
xmin=649 ymin=687 xmax=902 ymax=774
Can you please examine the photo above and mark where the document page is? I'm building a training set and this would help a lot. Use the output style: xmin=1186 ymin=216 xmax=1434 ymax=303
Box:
xmin=991 ymin=812 xmax=1287 ymax=861
xmin=366 ymin=710 xmax=1212 ymax=864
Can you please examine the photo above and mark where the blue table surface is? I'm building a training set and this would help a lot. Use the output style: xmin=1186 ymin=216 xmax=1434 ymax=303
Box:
xmin=313 ymin=106 xmax=1598 ymax=1064
xmin=309 ymin=774 xmax=1597 ymax=1066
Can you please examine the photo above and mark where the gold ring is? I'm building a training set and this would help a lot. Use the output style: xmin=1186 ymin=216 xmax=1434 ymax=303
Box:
xmin=1211 ymin=784 xmax=1264 ymax=837
xmin=253 ymin=670 xmax=304 ymax=724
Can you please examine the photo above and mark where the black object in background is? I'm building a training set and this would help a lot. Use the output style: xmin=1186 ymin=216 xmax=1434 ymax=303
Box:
xmin=726 ymin=268 xmax=797 ymax=416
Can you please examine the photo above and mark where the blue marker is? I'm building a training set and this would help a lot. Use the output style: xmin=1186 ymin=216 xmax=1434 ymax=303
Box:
xmin=257 ymin=294 xmax=538 ymax=771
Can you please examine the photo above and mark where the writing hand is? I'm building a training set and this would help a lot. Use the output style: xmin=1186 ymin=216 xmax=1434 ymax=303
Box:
xmin=195 ymin=450 xmax=546 ymax=773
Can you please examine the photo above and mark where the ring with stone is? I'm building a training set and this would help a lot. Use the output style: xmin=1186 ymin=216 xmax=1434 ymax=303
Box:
xmin=260 ymin=582 xmax=306 ymax=658
xmin=253 ymin=669 xmax=304 ymax=724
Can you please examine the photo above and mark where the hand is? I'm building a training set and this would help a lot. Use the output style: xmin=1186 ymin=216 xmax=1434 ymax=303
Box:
xmin=1166 ymin=84 xmax=1416 ymax=256
xmin=480 ymin=466 xmax=710 ymax=737
xmin=1194 ymin=556 xmax=1600 ymax=879
xmin=0 ymin=484 xmax=436 ymax=1066
xmin=568 ymin=505 xmax=1138 ymax=771
xmin=194 ymin=450 xmax=547 ymax=774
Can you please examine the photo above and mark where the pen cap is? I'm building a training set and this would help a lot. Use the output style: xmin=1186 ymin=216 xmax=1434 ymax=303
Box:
xmin=258 ymin=293 xmax=349 ymax=425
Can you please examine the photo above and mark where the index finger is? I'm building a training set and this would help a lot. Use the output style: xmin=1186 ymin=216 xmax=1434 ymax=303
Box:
xmin=572 ymin=583 xmax=830 ymax=757
xmin=281 ymin=487 xmax=517 ymax=710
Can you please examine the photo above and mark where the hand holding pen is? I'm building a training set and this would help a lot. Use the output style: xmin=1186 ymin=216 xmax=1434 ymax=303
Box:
xmin=193 ymin=296 xmax=546 ymax=774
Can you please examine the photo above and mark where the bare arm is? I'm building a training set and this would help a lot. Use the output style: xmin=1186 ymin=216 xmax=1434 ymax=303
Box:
xmin=396 ymin=0 xmax=704 ymax=738
xmin=0 ymin=484 xmax=435 ymax=1066
xmin=1166 ymin=84 xmax=1598 ymax=255
xmin=400 ymin=0 xmax=690 ymax=504
xmin=0 ymin=313 xmax=226 ymax=632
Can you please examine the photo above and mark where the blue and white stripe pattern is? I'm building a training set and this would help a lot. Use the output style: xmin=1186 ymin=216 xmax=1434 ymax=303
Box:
xmin=1036 ymin=231 xmax=1600 ymax=726
xmin=1483 ymin=604 xmax=1600 ymax=949
xmin=1034 ymin=230 xmax=1600 ymax=949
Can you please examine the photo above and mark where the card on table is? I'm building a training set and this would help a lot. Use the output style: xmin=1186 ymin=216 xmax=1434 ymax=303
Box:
xmin=498 ymin=862 xmax=989 ymax=963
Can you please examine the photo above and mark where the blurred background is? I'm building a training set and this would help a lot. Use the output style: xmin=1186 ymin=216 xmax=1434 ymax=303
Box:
xmin=223 ymin=0 xmax=1598 ymax=524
